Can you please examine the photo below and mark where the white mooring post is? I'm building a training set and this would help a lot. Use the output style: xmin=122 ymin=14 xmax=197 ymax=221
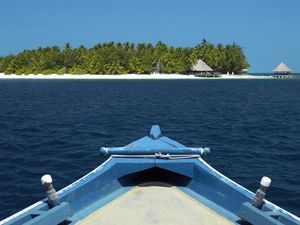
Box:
xmin=41 ymin=174 xmax=60 ymax=208
xmin=252 ymin=176 xmax=271 ymax=209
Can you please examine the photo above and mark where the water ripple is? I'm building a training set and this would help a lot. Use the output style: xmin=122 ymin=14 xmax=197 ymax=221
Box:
xmin=0 ymin=79 xmax=300 ymax=219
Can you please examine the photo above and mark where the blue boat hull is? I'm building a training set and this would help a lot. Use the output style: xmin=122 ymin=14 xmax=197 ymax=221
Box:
xmin=1 ymin=126 xmax=300 ymax=225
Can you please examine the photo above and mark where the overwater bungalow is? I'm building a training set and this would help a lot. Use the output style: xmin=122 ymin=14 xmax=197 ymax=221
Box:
xmin=190 ymin=59 xmax=220 ymax=77
xmin=241 ymin=68 xmax=248 ymax=75
xmin=273 ymin=62 xmax=292 ymax=78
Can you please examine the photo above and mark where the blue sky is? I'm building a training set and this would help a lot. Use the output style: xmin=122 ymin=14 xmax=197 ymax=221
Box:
xmin=0 ymin=0 xmax=299 ymax=72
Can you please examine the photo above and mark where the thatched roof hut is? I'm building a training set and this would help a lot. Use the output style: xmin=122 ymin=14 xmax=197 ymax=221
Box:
xmin=151 ymin=62 xmax=162 ymax=73
xmin=191 ymin=59 xmax=213 ymax=72
xmin=273 ymin=62 xmax=292 ymax=74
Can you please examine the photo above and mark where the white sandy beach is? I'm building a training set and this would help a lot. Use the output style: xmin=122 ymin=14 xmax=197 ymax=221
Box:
xmin=0 ymin=73 xmax=274 ymax=80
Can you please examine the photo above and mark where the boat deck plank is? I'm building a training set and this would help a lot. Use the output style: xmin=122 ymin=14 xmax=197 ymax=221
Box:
xmin=76 ymin=183 xmax=234 ymax=225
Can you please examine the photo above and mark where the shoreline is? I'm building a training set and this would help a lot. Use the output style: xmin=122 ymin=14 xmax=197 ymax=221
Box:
xmin=0 ymin=73 xmax=274 ymax=80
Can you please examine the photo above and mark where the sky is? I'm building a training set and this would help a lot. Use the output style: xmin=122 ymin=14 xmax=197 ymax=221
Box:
xmin=0 ymin=0 xmax=299 ymax=72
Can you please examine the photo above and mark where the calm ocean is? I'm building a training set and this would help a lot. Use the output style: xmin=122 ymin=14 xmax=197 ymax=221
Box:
xmin=0 ymin=79 xmax=299 ymax=219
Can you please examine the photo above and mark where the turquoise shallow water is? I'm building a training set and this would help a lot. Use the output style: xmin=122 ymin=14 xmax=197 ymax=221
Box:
xmin=0 ymin=79 xmax=299 ymax=219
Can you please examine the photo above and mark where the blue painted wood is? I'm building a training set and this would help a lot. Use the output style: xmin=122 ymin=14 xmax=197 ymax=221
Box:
xmin=239 ymin=202 xmax=300 ymax=225
xmin=2 ymin=125 xmax=300 ymax=225
xmin=155 ymin=159 xmax=195 ymax=178
xmin=26 ymin=202 xmax=71 ymax=225
xmin=239 ymin=202 xmax=282 ymax=225
xmin=59 ymin=158 xmax=155 ymax=213
xmin=150 ymin=125 xmax=161 ymax=139
xmin=192 ymin=162 xmax=252 ymax=214
xmin=4 ymin=202 xmax=71 ymax=225
xmin=99 ymin=125 xmax=209 ymax=156
xmin=278 ymin=214 xmax=300 ymax=225
xmin=99 ymin=146 xmax=206 ymax=156
xmin=158 ymin=136 xmax=186 ymax=148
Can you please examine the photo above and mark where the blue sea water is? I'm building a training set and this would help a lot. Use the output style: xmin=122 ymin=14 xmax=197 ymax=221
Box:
xmin=0 ymin=79 xmax=299 ymax=219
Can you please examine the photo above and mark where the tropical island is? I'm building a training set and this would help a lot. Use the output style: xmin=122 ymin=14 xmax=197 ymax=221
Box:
xmin=0 ymin=40 xmax=249 ymax=76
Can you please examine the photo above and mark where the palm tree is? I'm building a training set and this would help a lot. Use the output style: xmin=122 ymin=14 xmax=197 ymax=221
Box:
xmin=0 ymin=40 xmax=249 ymax=75
xmin=103 ymin=61 xmax=126 ymax=75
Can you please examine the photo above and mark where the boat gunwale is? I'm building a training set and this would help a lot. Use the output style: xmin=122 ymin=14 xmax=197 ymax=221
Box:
xmin=1 ymin=155 xmax=300 ymax=224
xmin=0 ymin=158 xmax=113 ymax=225
xmin=198 ymin=157 xmax=300 ymax=222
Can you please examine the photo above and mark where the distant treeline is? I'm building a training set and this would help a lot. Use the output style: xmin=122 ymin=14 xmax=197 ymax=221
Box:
xmin=0 ymin=40 xmax=249 ymax=75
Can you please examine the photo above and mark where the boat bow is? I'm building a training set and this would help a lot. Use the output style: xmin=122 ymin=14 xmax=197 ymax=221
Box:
xmin=1 ymin=125 xmax=300 ymax=225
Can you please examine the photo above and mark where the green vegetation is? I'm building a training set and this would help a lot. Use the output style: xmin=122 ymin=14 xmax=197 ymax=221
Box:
xmin=0 ymin=40 xmax=249 ymax=75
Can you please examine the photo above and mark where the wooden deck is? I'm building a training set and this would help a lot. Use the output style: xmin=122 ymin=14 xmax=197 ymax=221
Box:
xmin=76 ymin=183 xmax=234 ymax=225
